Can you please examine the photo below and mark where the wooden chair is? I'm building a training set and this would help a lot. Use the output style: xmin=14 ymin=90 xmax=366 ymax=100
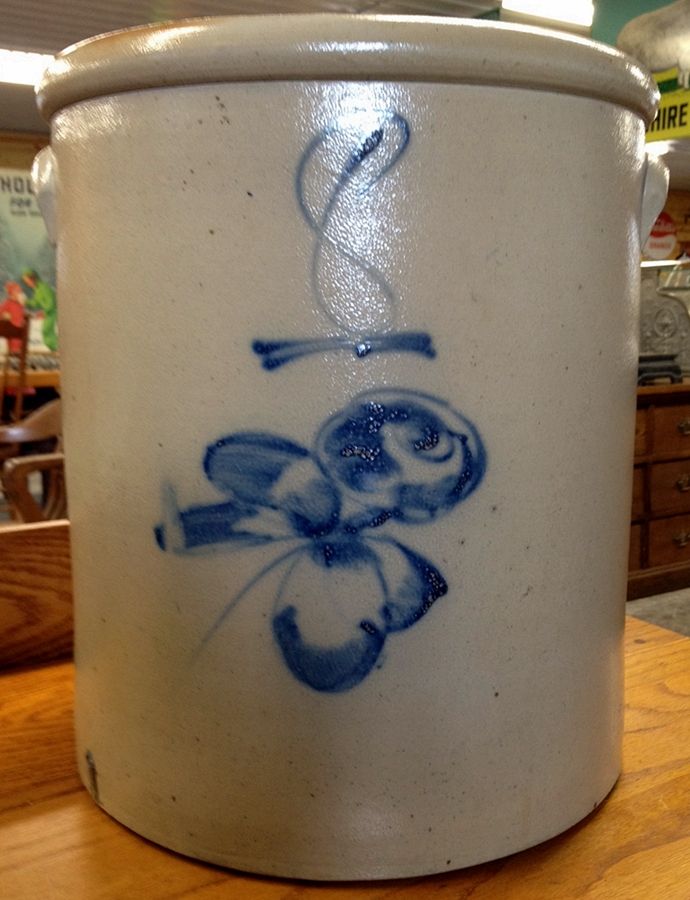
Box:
xmin=0 ymin=316 xmax=29 ymax=422
xmin=0 ymin=399 xmax=64 ymax=522
xmin=2 ymin=451 xmax=66 ymax=522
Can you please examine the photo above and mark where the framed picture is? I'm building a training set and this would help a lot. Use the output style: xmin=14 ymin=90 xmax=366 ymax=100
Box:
xmin=0 ymin=167 xmax=57 ymax=353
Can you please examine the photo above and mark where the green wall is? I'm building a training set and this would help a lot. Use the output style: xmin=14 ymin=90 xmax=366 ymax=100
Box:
xmin=592 ymin=0 xmax=677 ymax=46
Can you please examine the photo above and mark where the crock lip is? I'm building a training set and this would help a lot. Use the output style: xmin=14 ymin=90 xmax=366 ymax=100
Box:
xmin=36 ymin=13 xmax=659 ymax=124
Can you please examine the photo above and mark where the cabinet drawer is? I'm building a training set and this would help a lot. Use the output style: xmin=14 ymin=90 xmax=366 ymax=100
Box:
xmin=631 ymin=466 xmax=645 ymax=519
xmin=652 ymin=403 xmax=690 ymax=456
xmin=629 ymin=524 xmax=642 ymax=571
xmin=650 ymin=459 xmax=690 ymax=515
xmin=649 ymin=515 xmax=690 ymax=567
xmin=634 ymin=409 xmax=648 ymax=458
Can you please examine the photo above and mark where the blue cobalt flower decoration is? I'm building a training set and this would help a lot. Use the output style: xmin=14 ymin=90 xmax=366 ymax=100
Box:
xmin=155 ymin=389 xmax=486 ymax=692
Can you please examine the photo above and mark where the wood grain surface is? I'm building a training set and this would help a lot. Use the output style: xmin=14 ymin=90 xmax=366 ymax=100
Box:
xmin=1 ymin=617 xmax=689 ymax=899
xmin=0 ymin=520 xmax=72 ymax=668
xmin=0 ymin=131 xmax=48 ymax=169
xmin=4 ymin=368 xmax=61 ymax=391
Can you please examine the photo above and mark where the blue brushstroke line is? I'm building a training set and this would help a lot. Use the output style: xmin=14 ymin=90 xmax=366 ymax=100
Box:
xmin=295 ymin=110 xmax=410 ymax=335
xmin=199 ymin=543 xmax=305 ymax=650
xmin=252 ymin=331 xmax=436 ymax=370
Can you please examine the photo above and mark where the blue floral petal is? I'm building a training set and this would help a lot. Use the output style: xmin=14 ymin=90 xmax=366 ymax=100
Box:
xmin=280 ymin=477 xmax=341 ymax=538
xmin=271 ymin=538 xmax=387 ymax=692
xmin=273 ymin=606 xmax=384 ymax=692
xmin=269 ymin=536 xmax=447 ymax=691
xmin=373 ymin=538 xmax=448 ymax=632
xmin=203 ymin=432 xmax=309 ymax=503
xmin=154 ymin=481 xmax=299 ymax=553
xmin=155 ymin=499 xmax=263 ymax=550
xmin=157 ymin=503 xmax=300 ymax=552
xmin=314 ymin=389 xmax=486 ymax=523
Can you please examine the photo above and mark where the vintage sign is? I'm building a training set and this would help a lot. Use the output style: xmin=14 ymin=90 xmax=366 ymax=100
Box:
xmin=646 ymin=86 xmax=690 ymax=141
xmin=0 ymin=167 xmax=57 ymax=351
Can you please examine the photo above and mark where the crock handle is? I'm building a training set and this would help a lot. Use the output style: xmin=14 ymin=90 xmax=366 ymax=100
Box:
xmin=640 ymin=154 xmax=669 ymax=245
xmin=31 ymin=146 xmax=57 ymax=245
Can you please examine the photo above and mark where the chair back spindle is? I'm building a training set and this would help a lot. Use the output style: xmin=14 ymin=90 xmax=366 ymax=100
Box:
xmin=0 ymin=317 xmax=30 ymax=422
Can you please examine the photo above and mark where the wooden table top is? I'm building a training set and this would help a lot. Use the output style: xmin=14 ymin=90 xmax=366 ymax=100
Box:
xmin=5 ymin=368 xmax=60 ymax=391
xmin=2 ymin=616 xmax=690 ymax=899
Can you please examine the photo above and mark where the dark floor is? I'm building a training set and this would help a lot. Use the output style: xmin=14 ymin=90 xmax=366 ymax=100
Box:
xmin=627 ymin=589 xmax=690 ymax=637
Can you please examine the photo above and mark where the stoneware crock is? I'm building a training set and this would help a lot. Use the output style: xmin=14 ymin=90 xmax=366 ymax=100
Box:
xmin=34 ymin=15 xmax=667 ymax=880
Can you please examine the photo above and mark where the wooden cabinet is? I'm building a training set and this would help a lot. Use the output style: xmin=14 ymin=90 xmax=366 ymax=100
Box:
xmin=629 ymin=384 xmax=690 ymax=598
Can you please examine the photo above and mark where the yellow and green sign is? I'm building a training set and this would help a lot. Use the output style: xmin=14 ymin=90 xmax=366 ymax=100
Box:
xmin=646 ymin=68 xmax=690 ymax=142
xmin=647 ymin=89 xmax=690 ymax=141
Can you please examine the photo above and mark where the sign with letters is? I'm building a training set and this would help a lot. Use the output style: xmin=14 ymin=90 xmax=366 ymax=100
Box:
xmin=646 ymin=88 xmax=690 ymax=141
xmin=0 ymin=167 xmax=57 ymax=351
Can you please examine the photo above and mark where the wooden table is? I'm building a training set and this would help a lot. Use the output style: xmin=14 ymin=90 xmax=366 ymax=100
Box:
xmin=5 ymin=367 xmax=60 ymax=391
xmin=2 ymin=616 xmax=690 ymax=899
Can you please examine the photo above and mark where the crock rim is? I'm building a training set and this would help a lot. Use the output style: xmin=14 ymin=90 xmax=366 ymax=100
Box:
xmin=36 ymin=13 xmax=659 ymax=124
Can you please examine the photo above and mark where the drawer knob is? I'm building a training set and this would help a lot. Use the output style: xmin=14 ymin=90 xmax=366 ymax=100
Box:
xmin=676 ymin=475 xmax=690 ymax=492
xmin=677 ymin=418 xmax=690 ymax=436
xmin=673 ymin=531 xmax=690 ymax=548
